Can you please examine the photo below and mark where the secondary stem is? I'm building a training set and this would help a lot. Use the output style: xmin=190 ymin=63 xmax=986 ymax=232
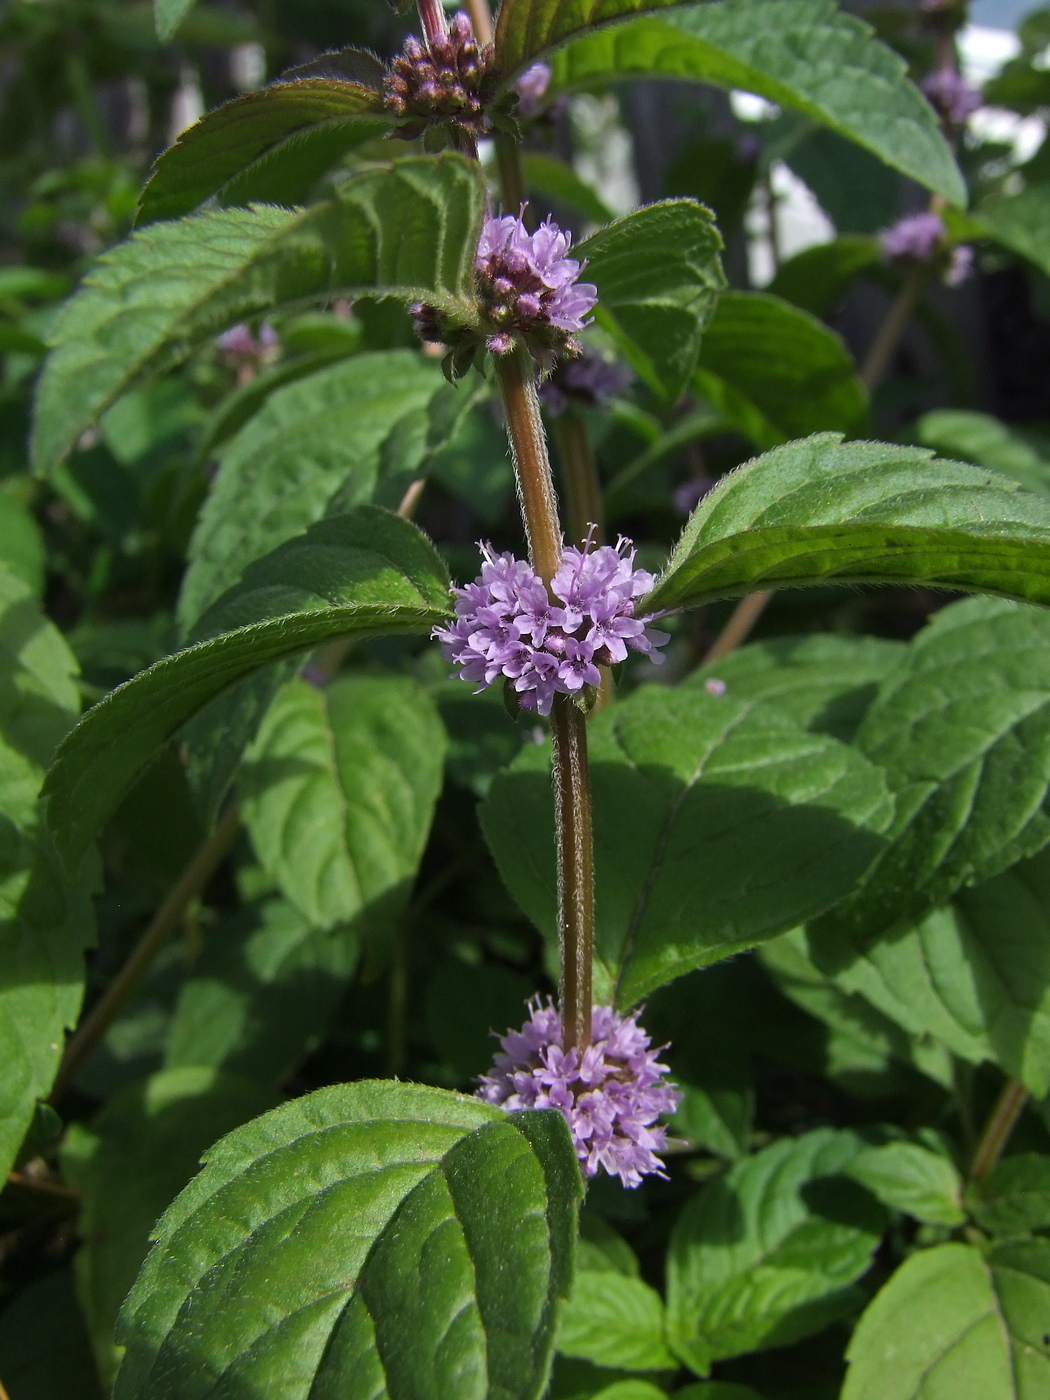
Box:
xmin=554 ymin=408 xmax=605 ymax=546
xmin=48 ymin=802 xmax=242 ymax=1103
xmin=969 ymin=1079 xmax=1029 ymax=1183
xmin=703 ymin=590 xmax=773 ymax=664
xmin=496 ymin=346 xmax=595 ymax=1052
xmin=861 ymin=263 xmax=928 ymax=394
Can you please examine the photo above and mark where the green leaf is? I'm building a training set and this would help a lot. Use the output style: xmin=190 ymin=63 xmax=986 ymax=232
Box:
xmin=557 ymin=1272 xmax=677 ymax=1371
xmin=969 ymin=1154 xmax=1050 ymax=1237
xmin=522 ymin=153 xmax=615 ymax=226
xmin=241 ymin=675 xmax=446 ymax=935
xmin=42 ymin=508 xmax=451 ymax=864
xmin=137 ymin=79 xmax=387 ymax=225
xmin=842 ymin=1240 xmax=1050 ymax=1399
xmin=548 ymin=0 xmax=964 ymax=206
xmin=645 ymin=435 xmax=1050 ymax=616
xmin=32 ymin=153 xmax=485 ymax=471
xmin=577 ymin=200 xmax=725 ymax=400
xmin=165 ymin=896 xmax=358 ymax=1085
xmin=768 ymin=236 xmax=880 ymax=319
xmin=493 ymin=0 xmax=686 ymax=79
xmin=693 ymin=292 xmax=868 ymax=449
xmin=676 ymin=1387 xmax=766 ymax=1400
xmin=480 ymin=683 xmax=893 ymax=1006
xmin=0 ymin=1269 xmax=103 ymax=1400
xmin=846 ymin=1142 xmax=965 ymax=1226
xmin=179 ymin=350 xmax=447 ymax=630
xmin=114 ymin=1082 xmax=582 ymax=1400
xmin=667 ymin=1129 xmax=884 ymax=1376
xmin=916 ymin=410 xmax=1050 ymax=501
xmin=154 ymin=0 xmax=198 ymax=42
xmin=61 ymin=1067 xmax=277 ymax=1388
xmin=690 ymin=633 xmax=906 ymax=744
xmin=0 ymin=493 xmax=46 ymax=598
xmin=978 ymin=183 xmax=1050 ymax=281
xmin=814 ymin=598 xmax=1050 ymax=957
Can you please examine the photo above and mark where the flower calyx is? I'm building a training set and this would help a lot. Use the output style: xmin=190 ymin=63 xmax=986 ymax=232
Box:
xmin=383 ymin=12 xmax=518 ymax=142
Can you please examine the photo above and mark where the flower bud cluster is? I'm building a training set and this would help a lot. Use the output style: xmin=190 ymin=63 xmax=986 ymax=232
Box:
xmin=880 ymin=211 xmax=973 ymax=287
xmin=538 ymin=345 xmax=633 ymax=416
xmin=922 ymin=67 xmax=982 ymax=126
xmin=383 ymin=13 xmax=501 ymax=138
xmin=478 ymin=998 xmax=682 ymax=1187
xmin=434 ymin=532 xmax=669 ymax=716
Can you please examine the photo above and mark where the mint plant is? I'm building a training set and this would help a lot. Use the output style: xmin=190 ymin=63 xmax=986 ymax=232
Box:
xmin=4 ymin=0 xmax=1050 ymax=1396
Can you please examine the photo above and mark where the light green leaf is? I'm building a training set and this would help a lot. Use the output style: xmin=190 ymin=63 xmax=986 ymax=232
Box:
xmin=978 ymin=182 xmax=1050 ymax=280
xmin=558 ymin=1272 xmax=677 ymax=1371
xmin=694 ymin=292 xmax=867 ymax=450
xmin=0 ymin=493 xmax=46 ymax=598
xmin=241 ymin=675 xmax=446 ymax=935
xmin=814 ymin=598 xmax=1050 ymax=956
xmin=154 ymin=0 xmax=197 ymax=41
xmin=577 ymin=200 xmax=725 ymax=400
xmin=548 ymin=0 xmax=964 ymax=205
xmin=61 ymin=1067 xmax=277 ymax=1388
xmin=42 ymin=508 xmax=451 ymax=864
xmin=114 ymin=1082 xmax=582 ymax=1400
xmin=138 ymin=78 xmax=387 ymax=225
xmin=842 ymin=1241 xmax=1050 ymax=1399
xmin=916 ymin=410 xmax=1050 ymax=501
xmin=645 ymin=435 xmax=1050 ymax=616
xmin=690 ymin=633 xmax=905 ymax=744
xmin=493 ymin=0 xmax=686 ymax=79
xmin=969 ymin=1154 xmax=1050 ymax=1237
xmin=667 ymin=1129 xmax=884 ymax=1376
xmin=846 ymin=1142 xmax=964 ymax=1226
xmin=179 ymin=350 xmax=447 ymax=630
xmin=769 ymin=236 xmax=880 ymax=318
xmin=480 ymin=683 xmax=893 ymax=1006
xmin=32 ymin=154 xmax=485 ymax=471
xmin=164 ymin=896 xmax=358 ymax=1086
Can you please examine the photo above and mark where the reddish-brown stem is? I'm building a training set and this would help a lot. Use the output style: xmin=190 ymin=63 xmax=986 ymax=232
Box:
xmin=497 ymin=347 xmax=564 ymax=585
xmin=703 ymin=590 xmax=773 ymax=664
xmin=417 ymin=0 xmax=447 ymax=45
xmin=861 ymin=263 xmax=928 ymax=394
xmin=554 ymin=407 xmax=605 ymax=547
xmin=969 ymin=1079 xmax=1029 ymax=1184
xmin=550 ymin=695 xmax=594 ymax=1053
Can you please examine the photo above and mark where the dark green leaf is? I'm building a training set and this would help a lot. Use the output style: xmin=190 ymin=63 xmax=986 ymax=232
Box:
xmin=577 ymin=200 xmax=725 ymax=400
xmin=846 ymin=1142 xmax=964 ymax=1226
xmin=165 ymin=896 xmax=358 ymax=1086
xmin=841 ymin=1240 xmax=1050 ymax=1398
xmin=814 ymin=599 xmax=1050 ymax=958
xmin=114 ymin=1082 xmax=582 ymax=1400
xmin=0 ymin=1269 xmax=103 ymax=1400
xmin=179 ymin=350 xmax=447 ymax=629
xmin=137 ymin=81 xmax=388 ymax=226
xmin=694 ymin=292 xmax=867 ymax=449
xmin=61 ymin=1067 xmax=277 ymax=1388
xmin=548 ymin=0 xmax=964 ymax=205
xmin=977 ymin=182 xmax=1050 ymax=281
xmin=667 ymin=1129 xmax=884 ymax=1376
xmin=425 ymin=959 xmax=533 ymax=1081
xmin=493 ymin=0 xmax=686 ymax=79
xmin=769 ymin=236 xmax=880 ymax=319
xmin=42 ymin=508 xmax=451 ymax=864
xmin=557 ymin=1272 xmax=676 ymax=1371
xmin=970 ymin=1154 xmax=1050 ymax=1237
xmin=32 ymin=154 xmax=485 ymax=471
xmin=645 ymin=435 xmax=1050 ymax=616
xmin=480 ymin=683 xmax=892 ymax=1006
xmin=241 ymin=675 xmax=446 ymax=934
xmin=782 ymin=127 xmax=899 ymax=235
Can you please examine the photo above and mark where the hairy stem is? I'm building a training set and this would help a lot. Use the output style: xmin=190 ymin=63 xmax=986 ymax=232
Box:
xmin=554 ymin=408 xmax=605 ymax=546
xmin=417 ymin=0 xmax=447 ymax=45
xmin=496 ymin=347 xmax=594 ymax=1052
xmin=550 ymin=695 xmax=594 ymax=1053
xmin=861 ymin=264 xmax=927 ymax=394
xmin=464 ymin=0 xmax=494 ymax=44
xmin=969 ymin=1079 xmax=1029 ymax=1183
xmin=495 ymin=135 xmax=526 ymax=213
xmin=703 ymin=590 xmax=773 ymax=664
xmin=48 ymin=803 xmax=242 ymax=1103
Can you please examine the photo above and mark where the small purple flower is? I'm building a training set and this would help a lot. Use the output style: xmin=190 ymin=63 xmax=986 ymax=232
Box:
xmin=433 ymin=532 xmax=669 ymax=715
xmin=945 ymin=243 xmax=974 ymax=286
xmin=475 ymin=211 xmax=597 ymax=358
xmin=880 ymin=211 xmax=946 ymax=264
xmin=704 ymin=676 xmax=727 ymax=697
xmin=539 ymin=345 xmax=633 ymax=416
xmin=516 ymin=62 xmax=551 ymax=118
xmin=923 ymin=68 xmax=982 ymax=126
xmin=216 ymin=322 xmax=277 ymax=372
xmin=478 ymin=998 xmax=682 ymax=1187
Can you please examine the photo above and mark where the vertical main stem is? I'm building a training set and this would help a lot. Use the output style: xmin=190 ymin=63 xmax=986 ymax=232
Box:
xmin=497 ymin=348 xmax=595 ymax=1052
xmin=550 ymin=696 xmax=594 ymax=1053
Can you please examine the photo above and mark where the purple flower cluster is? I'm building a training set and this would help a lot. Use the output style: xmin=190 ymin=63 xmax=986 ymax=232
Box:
xmin=922 ymin=67 xmax=982 ymax=125
xmin=383 ymin=13 xmax=499 ymax=138
xmin=478 ymin=999 xmax=682 ymax=1187
xmin=879 ymin=212 xmax=973 ymax=286
xmin=434 ymin=533 xmax=669 ymax=715
xmin=539 ymin=345 xmax=633 ymax=416
xmin=475 ymin=212 xmax=597 ymax=357
xmin=515 ymin=61 xmax=551 ymax=117
xmin=216 ymin=322 xmax=277 ymax=370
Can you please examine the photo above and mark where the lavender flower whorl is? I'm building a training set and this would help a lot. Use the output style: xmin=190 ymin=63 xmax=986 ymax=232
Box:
xmin=478 ymin=998 xmax=682 ymax=1187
